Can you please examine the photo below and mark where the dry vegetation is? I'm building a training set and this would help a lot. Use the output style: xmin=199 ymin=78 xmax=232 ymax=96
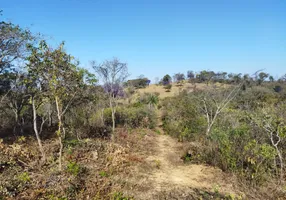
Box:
xmin=1 ymin=13 xmax=286 ymax=200
xmin=0 ymin=128 xmax=249 ymax=200
xmin=136 ymin=82 xmax=207 ymax=99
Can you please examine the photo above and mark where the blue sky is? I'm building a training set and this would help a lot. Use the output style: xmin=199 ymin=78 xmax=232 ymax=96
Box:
xmin=1 ymin=0 xmax=285 ymax=81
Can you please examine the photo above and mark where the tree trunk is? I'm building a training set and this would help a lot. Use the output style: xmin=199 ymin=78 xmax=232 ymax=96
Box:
xmin=269 ymin=131 xmax=284 ymax=181
xmin=55 ymin=96 xmax=63 ymax=171
xmin=205 ymin=110 xmax=219 ymax=136
xmin=48 ymin=107 xmax=52 ymax=127
xmin=205 ymin=126 xmax=211 ymax=136
xmin=32 ymin=97 xmax=46 ymax=162
xmin=111 ymin=109 xmax=115 ymax=141
xmin=101 ymin=108 xmax=104 ymax=126
xmin=13 ymin=110 xmax=18 ymax=134
xmin=109 ymin=96 xmax=115 ymax=141
xmin=276 ymin=146 xmax=283 ymax=181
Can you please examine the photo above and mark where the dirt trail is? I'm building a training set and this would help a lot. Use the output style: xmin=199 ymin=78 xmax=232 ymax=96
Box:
xmin=141 ymin=133 xmax=241 ymax=198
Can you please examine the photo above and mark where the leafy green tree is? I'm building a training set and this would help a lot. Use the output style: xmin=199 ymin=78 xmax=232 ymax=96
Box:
xmin=257 ymin=72 xmax=269 ymax=85
xmin=0 ymin=19 xmax=34 ymax=74
xmin=27 ymin=40 xmax=96 ymax=170
xmin=162 ymin=74 xmax=172 ymax=85
xmin=0 ymin=15 xmax=34 ymax=121
xmin=3 ymin=72 xmax=30 ymax=134
xmin=197 ymin=70 xmax=215 ymax=85
xmin=173 ymin=73 xmax=185 ymax=83
xmin=269 ymin=76 xmax=274 ymax=82
xmin=187 ymin=71 xmax=195 ymax=79
xmin=233 ymin=73 xmax=242 ymax=84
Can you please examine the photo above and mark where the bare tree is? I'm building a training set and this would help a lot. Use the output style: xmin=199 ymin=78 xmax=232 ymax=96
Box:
xmin=92 ymin=58 xmax=129 ymax=139
xmin=197 ymin=71 xmax=261 ymax=136
xmin=251 ymin=107 xmax=285 ymax=181
xmin=198 ymin=83 xmax=242 ymax=136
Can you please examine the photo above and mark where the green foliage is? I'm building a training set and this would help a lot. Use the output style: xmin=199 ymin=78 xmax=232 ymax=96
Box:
xmin=66 ymin=161 xmax=82 ymax=176
xmin=2 ymin=13 xmax=286 ymax=198
xmin=162 ymin=74 xmax=172 ymax=85
xmin=0 ymin=20 xmax=34 ymax=73
xmin=104 ymin=105 xmax=157 ymax=129
xmin=181 ymin=151 xmax=192 ymax=162
xmin=161 ymin=86 xmax=286 ymax=185
xmin=137 ymin=92 xmax=159 ymax=109
xmin=111 ymin=192 xmax=133 ymax=200
xmin=162 ymin=92 xmax=206 ymax=140
xmin=99 ymin=170 xmax=108 ymax=177
xmin=164 ymin=84 xmax=172 ymax=90
xmin=64 ymin=139 xmax=81 ymax=147
xmin=126 ymin=78 xmax=149 ymax=88
xmin=17 ymin=172 xmax=30 ymax=184
xmin=47 ymin=195 xmax=68 ymax=200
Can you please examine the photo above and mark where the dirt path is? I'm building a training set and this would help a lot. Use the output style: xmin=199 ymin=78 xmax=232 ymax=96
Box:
xmin=135 ymin=133 xmax=243 ymax=199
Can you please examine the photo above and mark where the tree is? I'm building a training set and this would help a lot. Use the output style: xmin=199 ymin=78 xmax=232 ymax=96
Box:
xmin=257 ymin=72 xmax=269 ymax=85
xmin=0 ymin=20 xmax=34 ymax=74
xmin=92 ymin=58 xmax=129 ymax=138
xmin=187 ymin=71 xmax=195 ymax=79
xmin=251 ymin=106 xmax=286 ymax=181
xmin=197 ymin=70 xmax=215 ymax=85
xmin=3 ymin=72 xmax=30 ymax=134
xmin=269 ymin=76 xmax=274 ymax=82
xmin=126 ymin=77 xmax=149 ymax=88
xmin=27 ymin=40 xmax=93 ymax=170
xmin=162 ymin=74 xmax=172 ymax=85
xmin=197 ymin=71 xmax=261 ymax=136
xmin=233 ymin=73 xmax=242 ymax=84
xmin=0 ymin=16 xmax=36 ymax=128
xmin=198 ymin=84 xmax=242 ymax=136
xmin=173 ymin=73 xmax=185 ymax=83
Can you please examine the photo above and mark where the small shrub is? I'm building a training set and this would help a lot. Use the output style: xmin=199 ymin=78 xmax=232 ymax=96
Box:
xmin=99 ymin=170 xmax=108 ymax=177
xmin=17 ymin=172 xmax=30 ymax=184
xmin=111 ymin=192 xmax=133 ymax=200
xmin=64 ymin=139 xmax=81 ymax=147
xmin=104 ymin=106 xmax=157 ymax=129
xmin=181 ymin=151 xmax=192 ymax=163
xmin=154 ymin=160 xmax=161 ymax=169
xmin=164 ymin=84 xmax=172 ymax=90
xmin=66 ymin=161 xmax=82 ymax=176
xmin=274 ymin=85 xmax=282 ymax=93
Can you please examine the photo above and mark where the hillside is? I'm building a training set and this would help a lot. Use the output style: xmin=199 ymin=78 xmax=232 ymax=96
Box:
xmin=136 ymin=82 xmax=201 ymax=99
xmin=1 ymin=8 xmax=286 ymax=200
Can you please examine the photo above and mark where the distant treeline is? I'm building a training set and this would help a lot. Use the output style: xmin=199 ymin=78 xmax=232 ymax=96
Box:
xmin=127 ymin=71 xmax=286 ymax=88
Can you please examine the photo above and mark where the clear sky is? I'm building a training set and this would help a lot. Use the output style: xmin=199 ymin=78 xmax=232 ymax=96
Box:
xmin=1 ymin=0 xmax=285 ymax=81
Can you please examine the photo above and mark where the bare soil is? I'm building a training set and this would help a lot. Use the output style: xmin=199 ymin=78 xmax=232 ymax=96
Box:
xmin=128 ymin=133 xmax=244 ymax=199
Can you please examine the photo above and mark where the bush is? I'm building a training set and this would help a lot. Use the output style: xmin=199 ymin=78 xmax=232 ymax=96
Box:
xmin=66 ymin=161 xmax=82 ymax=176
xmin=126 ymin=78 xmax=150 ymax=89
xmin=104 ymin=105 xmax=157 ymax=129
xmin=164 ymin=84 xmax=172 ymax=90
xmin=161 ymin=92 xmax=206 ymax=141
xmin=161 ymin=87 xmax=285 ymax=186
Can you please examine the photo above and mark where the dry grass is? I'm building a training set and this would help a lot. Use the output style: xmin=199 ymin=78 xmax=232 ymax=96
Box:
xmin=136 ymin=82 xmax=224 ymax=99
xmin=1 ymin=129 xmax=283 ymax=199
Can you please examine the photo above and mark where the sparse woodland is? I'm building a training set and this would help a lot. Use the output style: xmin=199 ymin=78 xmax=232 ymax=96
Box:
xmin=1 ymin=15 xmax=286 ymax=200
